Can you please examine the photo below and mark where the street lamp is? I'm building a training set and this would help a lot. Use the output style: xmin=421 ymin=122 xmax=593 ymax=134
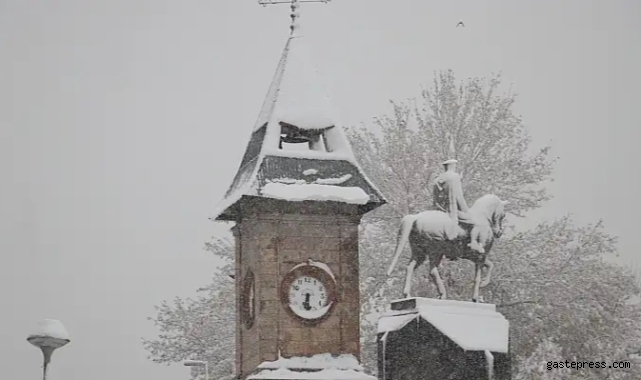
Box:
xmin=184 ymin=359 xmax=209 ymax=380
xmin=27 ymin=319 xmax=70 ymax=380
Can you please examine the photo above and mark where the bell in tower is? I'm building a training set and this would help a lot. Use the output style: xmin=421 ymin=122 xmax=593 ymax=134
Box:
xmin=211 ymin=1 xmax=386 ymax=379
xmin=279 ymin=122 xmax=332 ymax=151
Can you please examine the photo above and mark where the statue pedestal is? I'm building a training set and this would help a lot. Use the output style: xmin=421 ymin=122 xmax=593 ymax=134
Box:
xmin=377 ymin=298 xmax=511 ymax=380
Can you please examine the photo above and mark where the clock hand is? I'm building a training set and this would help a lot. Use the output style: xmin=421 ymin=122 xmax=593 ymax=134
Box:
xmin=303 ymin=293 xmax=312 ymax=310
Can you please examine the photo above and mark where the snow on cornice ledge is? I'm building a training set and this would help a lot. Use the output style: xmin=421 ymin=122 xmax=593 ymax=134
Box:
xmin=261 ymin=182 xmax=370 ymax=205
xmin=262 ymin=149 xmax=357 ymax=163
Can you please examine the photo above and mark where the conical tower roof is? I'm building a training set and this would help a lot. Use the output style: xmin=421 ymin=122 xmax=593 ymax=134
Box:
xmin=253 ymin=30 xmax=337 ymax=133
xmin=212 ymin=11 xmax=385 ymax=221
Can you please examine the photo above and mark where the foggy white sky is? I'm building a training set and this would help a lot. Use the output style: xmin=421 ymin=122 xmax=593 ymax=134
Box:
xmin=1 ymin=1 xmax=640 ymax=379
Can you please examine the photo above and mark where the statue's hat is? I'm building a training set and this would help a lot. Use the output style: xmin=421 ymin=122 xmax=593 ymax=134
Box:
xmin=442 ymin=159 xmax=458 ymax=165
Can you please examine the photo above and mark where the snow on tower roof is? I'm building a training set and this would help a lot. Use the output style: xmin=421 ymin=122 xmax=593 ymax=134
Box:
xmin=211 ymin=13 xmax=386 ymax=221
xmin=253 ymin=33 xmax=337 ymax=132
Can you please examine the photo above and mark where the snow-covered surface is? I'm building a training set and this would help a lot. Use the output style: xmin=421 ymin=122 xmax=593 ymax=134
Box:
xmin=290 ymin=260 xmax=337 ymax=281
xmin=262 ymin=182 xmax=370 ymax=204
xmin=258 ymin=353 xmax=363 ymax=370
xmin=248 ymin=353 xmax=376 ymax=380
xmin=302 ymin=168 xmax=318 ymax=176
xmin=419 ymin=299 xmax=508 ymax=353
xmin=410 ymin=297 xmax=498 ymax=313
xmin=413 ymin=210 xmax=465 ymax=239
xmin=211 ymin=158 xmax=263 ymax=221
xmin=248 ymin=367 xmax=375 ymax=380
xmin=468 ymin=194 xmax=507 ymax=224
xmin=274 ymin=177 xmax=306 ymax=185
xmin=253 ymin=35 xmax=336 ymax=132
xmin=271 ymin=175 xmax=352 ymax=186
xmin=315 ymin=174 xmax=352 ymax=185
xmin=251 ymin=31 xmax=359 ymax=163
xmin=378 ymin=298 xmax=509 ymax=353
xmin=410 ymin=194 xmax=505 ymax=239
xmin=377 ymin=312 xmax=418 ymax=334
xmin=310 ymin=260 xmax=335 ymax=281
xmin=262 ymin=148 xmax=356 ymax=163
xmin=211 ymin=29 xmax=387 ymax=221
xmin=28 ymin=319 xmax=70 ymax=340
xmin=211 ymin=177 xmax=260 ymax=221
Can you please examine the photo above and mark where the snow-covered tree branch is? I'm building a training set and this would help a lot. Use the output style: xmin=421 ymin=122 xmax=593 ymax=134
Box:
xmin=142 ymin=238 xmax=235 ymax=380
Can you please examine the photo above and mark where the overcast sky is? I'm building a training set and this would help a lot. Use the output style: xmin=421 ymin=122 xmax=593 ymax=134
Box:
xmin=1 ymin=1 xmax=640 ymax=379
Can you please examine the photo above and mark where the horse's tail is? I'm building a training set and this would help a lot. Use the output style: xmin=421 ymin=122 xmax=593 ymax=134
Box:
xmin=387 ymin=214 xmax=417 ymax=276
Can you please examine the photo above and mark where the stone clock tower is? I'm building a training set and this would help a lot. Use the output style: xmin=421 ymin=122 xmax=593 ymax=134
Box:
xmin=211 ymin=1 xmax=385 ymax=379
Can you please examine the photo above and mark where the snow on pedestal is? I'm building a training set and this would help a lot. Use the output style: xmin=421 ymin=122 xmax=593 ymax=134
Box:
xmin=247 ymin=353 xmax=376 ymax=380
xmin=378 ymin=298 xmax=509 ymax=353
xmin=377 ymin=298 xmax=511 ymax=380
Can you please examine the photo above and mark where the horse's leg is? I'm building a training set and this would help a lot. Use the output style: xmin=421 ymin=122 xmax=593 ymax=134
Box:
xmin=479 ymin=259 xmax=494 ymax=288
xmin=472 ymin=262 xmax=482 ymax=303
xmin=428 ymin=258 xmax=447 ymax=300
xmin=468 ymin=226 xmax=485 ymax=254
xmin=402 ymin=260 xmax=417 ymax=298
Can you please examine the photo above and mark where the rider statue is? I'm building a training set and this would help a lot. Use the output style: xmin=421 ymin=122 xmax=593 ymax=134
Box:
xmin=433 ymin=159 xmax=485 ymax=253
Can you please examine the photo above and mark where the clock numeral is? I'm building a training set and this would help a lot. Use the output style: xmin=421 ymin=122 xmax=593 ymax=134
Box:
xmin=313 ymin=280 xmax=317 ymax=285
xmin=304 ymin=278 xmax=311 ymax=283
xmin=318 ymin=300 xmax=322 ymax=306
xmin=293 ymin=285 xmax=300 ymax=291
xmin=297 ymin=279 xmax=302 ymax=285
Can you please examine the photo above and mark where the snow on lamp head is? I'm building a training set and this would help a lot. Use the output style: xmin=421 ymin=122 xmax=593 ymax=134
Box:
xmin=27 ymin=319 xmax=70 ymax=380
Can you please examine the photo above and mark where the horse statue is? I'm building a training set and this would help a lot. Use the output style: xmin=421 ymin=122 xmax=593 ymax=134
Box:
xmin=387 ymin=194 xmax=508 ymax=302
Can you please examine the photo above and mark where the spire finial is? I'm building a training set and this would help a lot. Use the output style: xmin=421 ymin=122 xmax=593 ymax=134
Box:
xmin=258 ymin=0 xmax=332 ymax=35
xmin=290 ymin=0 xmax=301 ymax=35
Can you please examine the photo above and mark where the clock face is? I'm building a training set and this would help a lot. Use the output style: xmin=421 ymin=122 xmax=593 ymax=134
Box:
xmin=288 ymin=275 xmax=331 ymax=319
xmin=280 ymin=262 xmax=337 ymax=325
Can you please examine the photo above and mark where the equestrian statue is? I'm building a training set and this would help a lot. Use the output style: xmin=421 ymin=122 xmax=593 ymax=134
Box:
xmin=387 ymin=159 xmax=508 ymax=302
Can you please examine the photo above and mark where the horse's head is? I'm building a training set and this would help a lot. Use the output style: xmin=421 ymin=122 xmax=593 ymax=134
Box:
xmin=491 ymin=199 xmax=509 ymax=238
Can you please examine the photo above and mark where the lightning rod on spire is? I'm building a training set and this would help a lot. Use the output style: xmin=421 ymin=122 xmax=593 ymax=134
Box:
xmin=258 ymin=0 xmax=331 ymax=35
xmin=258 ymin=0 xmax=331 ymax=5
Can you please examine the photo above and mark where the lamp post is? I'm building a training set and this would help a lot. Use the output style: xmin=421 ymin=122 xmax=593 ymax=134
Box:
xmin=27 ymin=319 xmax=70 ymax=380
xmin=184 ymin=359 xmax=209 ymax=380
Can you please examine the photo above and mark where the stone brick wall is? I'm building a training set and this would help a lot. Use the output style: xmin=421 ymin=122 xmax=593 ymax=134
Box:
xmin=234 ymin=203 xmax=363 ymax=378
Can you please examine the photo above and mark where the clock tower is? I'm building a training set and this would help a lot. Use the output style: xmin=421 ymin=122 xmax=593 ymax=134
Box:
xmin=211 ymin=1 xmax=385 ymax=379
